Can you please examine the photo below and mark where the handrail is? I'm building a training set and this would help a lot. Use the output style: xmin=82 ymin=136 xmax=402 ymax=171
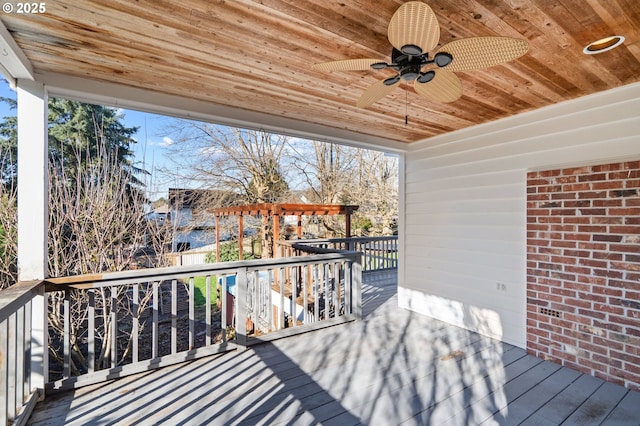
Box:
xmin=0 ymin=280 xmax=43 ymax=425
xmin=44 ymin=251 xmax=362 ymax=391
xmin=46 ymin=252 xmax=358 ymax=288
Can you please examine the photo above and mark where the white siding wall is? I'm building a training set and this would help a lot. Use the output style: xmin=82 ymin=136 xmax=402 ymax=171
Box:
xmin=401 ymin=83 xmax=640 ymax=348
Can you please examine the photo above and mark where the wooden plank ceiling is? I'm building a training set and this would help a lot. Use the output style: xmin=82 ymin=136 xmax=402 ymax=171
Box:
xmin=1 ymin=0 xmax=639 ymax=145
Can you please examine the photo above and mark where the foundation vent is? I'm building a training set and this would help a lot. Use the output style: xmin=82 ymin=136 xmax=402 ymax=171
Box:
xmin=539 ymin=307 xmax=561 ymax=318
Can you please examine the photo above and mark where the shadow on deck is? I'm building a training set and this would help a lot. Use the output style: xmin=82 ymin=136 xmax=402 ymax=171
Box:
xmin=28 ymin=271 xmax=640 ymax=425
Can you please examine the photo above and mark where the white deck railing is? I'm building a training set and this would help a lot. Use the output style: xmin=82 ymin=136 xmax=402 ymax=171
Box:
xmin=44 ymin=251 xmax=361 ymax=393
xmin=278 ymin=236 xmax=398 ymax=272
xmin=0 ymin=238 xmax=390 ymax=423
xmin=0 ymin=280 xmax=42 ymax=425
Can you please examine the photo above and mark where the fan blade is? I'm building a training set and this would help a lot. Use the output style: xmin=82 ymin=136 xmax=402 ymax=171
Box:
xmin=388 ymin=1 xmax=440 ymax=54
xmin=437 ymin=37 xmax=529 ymax=72
xmin=357 ymin=78 xmax=401 ymax=108
xmin=312 ymin=58 xmax=381 ymax=72
xmin=413 ymin=69 xmax=462 ymax=103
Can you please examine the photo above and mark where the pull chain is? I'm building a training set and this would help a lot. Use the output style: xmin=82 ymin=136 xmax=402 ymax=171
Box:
xmin=405 ymin=87 xmax=408 ymax=126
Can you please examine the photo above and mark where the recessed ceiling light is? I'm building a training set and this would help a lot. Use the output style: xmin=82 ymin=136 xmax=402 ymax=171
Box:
xmin=583 ymin=36 xmax=625 ymax=54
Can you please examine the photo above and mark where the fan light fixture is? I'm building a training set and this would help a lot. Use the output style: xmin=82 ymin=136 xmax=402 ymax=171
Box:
xmin=583 ymin=36 xmax=625 ymax=54
xmin=401 ymin=44 xmax=423 ymax=56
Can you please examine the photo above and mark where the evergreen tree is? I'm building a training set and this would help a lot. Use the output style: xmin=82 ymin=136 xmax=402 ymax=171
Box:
xmin=0 ymin=97 xmax=142 ymax=288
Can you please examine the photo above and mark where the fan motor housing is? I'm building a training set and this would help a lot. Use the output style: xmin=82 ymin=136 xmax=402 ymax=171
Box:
xmin=401 ymin=66 xmax=421 ymax=81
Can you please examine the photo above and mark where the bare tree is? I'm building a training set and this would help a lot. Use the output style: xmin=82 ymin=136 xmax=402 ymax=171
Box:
xmin=164 ymin=125 xmax=290 ymax=204
xmin=0 ymin=145 xmax=17 ymax=289
xmin=290 ymin=141 xmax=398 ymax=236
xmin=163 ymin=124 xmax=291 ymax=256
xmin=352 ymin=151 xmax=398 ymax=235
xmin=289 ymin=141 xmax=359 ymax=236
xmin=47 ymin=138 xmax=156 ymax=374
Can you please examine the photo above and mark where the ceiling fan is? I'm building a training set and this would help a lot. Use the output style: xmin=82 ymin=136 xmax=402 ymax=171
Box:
xmin=312 ymin=1 xmax=529 ymax=108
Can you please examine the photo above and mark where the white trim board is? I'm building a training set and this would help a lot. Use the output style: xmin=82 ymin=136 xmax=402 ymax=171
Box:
xmin=35 ymin=71 xmax=406 ymax=154
xmin=408 ymin=82 xmax=640 ymax=154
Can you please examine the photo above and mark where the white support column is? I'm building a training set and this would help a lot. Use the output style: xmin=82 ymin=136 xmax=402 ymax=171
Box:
xmin=397 ymin=152 xmax=405 ymax=296
xmin=17 ymin=79 xmax=48 ymax=396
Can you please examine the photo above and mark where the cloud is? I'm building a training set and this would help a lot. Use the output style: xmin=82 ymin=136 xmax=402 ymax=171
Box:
xmin=199 ymin=146 xmax=220 ymax=155
xmin=161 ymin=136 xmax=174 ymax=147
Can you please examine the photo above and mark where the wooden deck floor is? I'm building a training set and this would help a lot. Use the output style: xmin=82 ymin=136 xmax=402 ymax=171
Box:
xmin=29 ymin=271 xmax=640 ymax=425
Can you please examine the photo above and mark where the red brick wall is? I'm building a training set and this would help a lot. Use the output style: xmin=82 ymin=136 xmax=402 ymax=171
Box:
xmin=527 ymin=160 xmax=640 ymax=391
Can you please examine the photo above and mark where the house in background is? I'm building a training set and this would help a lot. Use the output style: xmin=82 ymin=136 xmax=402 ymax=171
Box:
xmin=167 ymin=188 xmax=218 ymax=252
xmin=3 ymin=0 xmax=640 ymax=395
xmin=145 ymin=203 xmax=169 ymax=226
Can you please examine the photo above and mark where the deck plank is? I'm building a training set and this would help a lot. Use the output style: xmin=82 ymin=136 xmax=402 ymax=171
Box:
xmin=519 ymin=373 xmax=609 ymax=425
xmin=422 ymin=348 xmax=535 ymax=426
xmin=603 ymin=389 xmax=640 ymax=424
xmin=27 ymin=271 xmax=640 ymax=426
xmin=561 ymin=381 xmax=631 ymax=426
xmin=487 ymin=364 xmax=582 ymax=424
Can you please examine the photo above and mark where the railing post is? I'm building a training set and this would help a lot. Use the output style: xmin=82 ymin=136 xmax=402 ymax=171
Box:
xmin=236 ymin=267 xmax=248 ymax=348
xmin=351 ymin=256 xmax=362 ymax=320
xmin=31 ymin=285 xmax=46 ymax=400
xmin=63 ymin=291 xmax=71 ymax=377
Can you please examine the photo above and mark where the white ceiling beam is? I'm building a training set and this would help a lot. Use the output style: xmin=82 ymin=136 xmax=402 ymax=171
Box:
xmin=0 ymin=19 xmax=34 ymax=84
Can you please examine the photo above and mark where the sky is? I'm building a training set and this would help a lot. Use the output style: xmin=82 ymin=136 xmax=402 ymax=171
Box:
xmin=0 ymin=79 xmax=389 ymax=203
xmin=0 ymin=79 xmax=323 ymax=203
xmin=0 ymin=78 xmax=186 ymax=201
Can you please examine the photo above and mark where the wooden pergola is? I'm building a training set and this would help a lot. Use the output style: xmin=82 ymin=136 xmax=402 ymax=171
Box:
xmin=211 ymin=203 xmax=359 ymax=261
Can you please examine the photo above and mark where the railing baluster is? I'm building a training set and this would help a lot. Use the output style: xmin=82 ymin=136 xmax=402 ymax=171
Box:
xmin=111 ymin=287 xmax=117 ymax=368
xmin=152 ymin=282 xmax=158 ymax=359
xmin=205 ymin=275 xmax=211 ymax=346
xmin=324 ymin=263 xmax=329 ymax=318
xmin=278 ymin=268 xmax=284 ymax=330
xmin=378 ymin=241 xmax=387 ymax=268
xmin=88 ymin=290 xmax=95 ymax=373
xmin=7 ymin=312 xmax=16 ymax=419
xmin=383 ymin=239 xmax=387 ymax=268
xmin=353 ymin=257 xmax=362 ymax=319
xmin=1 ymin=318 xmax=8 ymax=424
xmin=23 ymin=300 xmax=32 ymax=401
xmin=345 ymin=260 xmax=352 ymax=315
xmin=189 ymin=277 xmax=194 ymax=350
xmin=221 ymin=275 xmax=227 ymax=342
xmin=267 ymin=269 xmax=273 ymax=331
xmin=171 ymin=279 xmax=177 ymax=354
xmin=15 ymin=306 xmax=24 ymax=411
xmin=332 ymin=262 xmax=339 ymax=318
xmin=63 ymin=291 xmax=70 ymax=378
xmin=253 ymin=271 xmax=260 ymax=330
xmin=132 ymin=284 xmax=139 ymax=364
xmin=323 ymin=263 xmax=329 ymax=319
xmin=313 ymin=264 xmax=319 ymax=323
xmin=250 ymin=271 xmax=257 ymax=334
xmin=302 ymin=265 xmax=308 ymax=324
xmin=292 ymin=265 xmax=297 ymax=328
xmin=236 ymin=268 xmax=247 ymax=347
xmin=372 ymin=240 xmax=376 ymax=270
